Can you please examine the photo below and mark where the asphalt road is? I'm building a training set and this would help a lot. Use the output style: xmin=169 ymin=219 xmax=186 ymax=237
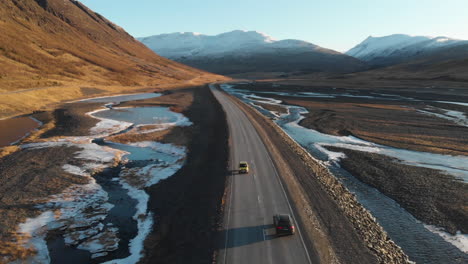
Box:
xmin=211 ymin=85 xmax=313 ymax=264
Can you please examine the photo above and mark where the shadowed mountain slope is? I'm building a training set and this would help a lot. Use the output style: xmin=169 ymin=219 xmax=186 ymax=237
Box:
xmin=346 ymin=34 xmax=468 ymax=67
xmin=347 ymin=43 xmax=468 ymax=81
xmin=139 ymin=31 xmax=367 ymax=75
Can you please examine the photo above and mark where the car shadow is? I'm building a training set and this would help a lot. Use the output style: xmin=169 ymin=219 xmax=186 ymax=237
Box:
xmin=218 ymin=224 xmax=276 ymax=249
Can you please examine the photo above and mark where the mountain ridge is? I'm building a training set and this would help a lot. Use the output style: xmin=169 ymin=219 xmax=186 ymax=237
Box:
xmin=0 ymin=0 xmax=223 ymax=118
xmin=138 ymin=30 xmax=366 ymax=75
xmin=346 ymin=34 xmax=468 ymax=66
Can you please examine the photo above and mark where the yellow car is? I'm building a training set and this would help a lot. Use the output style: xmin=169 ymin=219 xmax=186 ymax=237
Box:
xmin=238 ymin=161 xmax=249 ymax=174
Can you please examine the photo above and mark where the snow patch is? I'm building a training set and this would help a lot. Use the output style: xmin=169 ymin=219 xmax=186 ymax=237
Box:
xmin=436 ymin=101 xmax=468 ymax=107
xmin=15 ymin=98 xmax=191 ymax=263
xmin=87 ymin=108 xmax=133 ymax=136
xmin=418 ymin=108 xmax=468 ymax=127
xmin=228 ymin=86 xmax=468 ymax=182
xmin=17 ymin=211 xmax=55 ymax=264
xmin=77 ymin=227 xmax=120 ymax=259
xmin=138 ymin=30 xmax=323 ymax=59
xmin=102 ymin=180 xmax=152 ymax=264
xmin=346 ymin=34 xmax=467 ymax=61
xmin=425 ymin=225 xmax=468 ymax=253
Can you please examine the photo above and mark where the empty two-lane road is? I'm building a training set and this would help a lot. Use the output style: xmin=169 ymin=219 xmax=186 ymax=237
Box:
xmin=211 ymin=85 xmax=314 ymax=264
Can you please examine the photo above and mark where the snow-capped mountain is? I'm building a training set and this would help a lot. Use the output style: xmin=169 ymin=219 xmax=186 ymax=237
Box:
xmin=138 ymin=30 xmax=366 ymax=75
xmin=346 ymin=34 xmax=468 ymax=66
xmin=138 ymin=30 xmax=322 ymax=59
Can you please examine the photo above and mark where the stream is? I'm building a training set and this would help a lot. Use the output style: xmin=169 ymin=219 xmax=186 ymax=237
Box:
xmin=18 ymin=93 xmax=189 ymax=264
xmin=222 ymin=84 xmax=468 ymax=263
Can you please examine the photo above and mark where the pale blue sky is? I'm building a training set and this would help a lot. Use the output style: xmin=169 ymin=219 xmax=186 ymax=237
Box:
xmin=80 ymin=0 xmax=468 ymax=52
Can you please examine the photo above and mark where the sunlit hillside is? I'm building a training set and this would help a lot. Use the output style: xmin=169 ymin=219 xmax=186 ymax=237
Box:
xmin=0 ymin=0 xmax=225 ymax=118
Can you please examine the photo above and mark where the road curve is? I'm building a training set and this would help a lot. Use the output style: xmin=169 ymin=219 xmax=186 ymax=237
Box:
xmin=211 ymin=84 xmax=313 ymax=264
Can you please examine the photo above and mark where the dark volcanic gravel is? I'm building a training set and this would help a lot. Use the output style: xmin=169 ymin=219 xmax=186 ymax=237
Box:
xmin=140 ymin=86 xmax=229 ymax=264
xmin=327 ymin=147 xmax=468 ymax=235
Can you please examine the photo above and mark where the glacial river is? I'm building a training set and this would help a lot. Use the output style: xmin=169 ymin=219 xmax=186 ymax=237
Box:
xmin=18 ymin=93 xmax=190 ymax=264
xmin=223 ymin=84 xmax=468 ymax=263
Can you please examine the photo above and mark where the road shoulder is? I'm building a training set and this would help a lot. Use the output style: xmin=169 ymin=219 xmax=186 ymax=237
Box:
xmin=216 ymin=84 xmax=410 ymax=263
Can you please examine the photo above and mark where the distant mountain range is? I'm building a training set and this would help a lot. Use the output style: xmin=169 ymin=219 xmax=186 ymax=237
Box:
xmin=138 ymin=31 xmax=367 ymax=75
xmin=346 ymin=34 xmax=468 ymax=67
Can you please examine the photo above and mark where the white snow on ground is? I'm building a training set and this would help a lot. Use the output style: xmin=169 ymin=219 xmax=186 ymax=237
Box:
xmin=418 ymin=108 xmax=468 ymax=127
xmin=75 ymin=144 xmax=119 ymax=164
xmin=16 ymin=127 xmax=125 ymax=261
xmin=46 ymin=173 xmax=115 ymax=251
xmin=102 ymin=180 xmax=152 ymax=264
xmin=87 ymin=108 xmax=133 ymax=137
xmin=228 ymin=86 xmax=468 ymax=253
xmin=129 ymin=141 xmax=186 ymax=157
xmin=314 ymin=143 xmax=346 ymax=163
xmin=15 ymin=143 xmax=121 ymax=260
xmin=229 ymin=88 xmax=468 ymax=181
xmin=251 ymin=102 xmax=280 ymax=118
xmin=17 ymin=211 xmax=55 ymax=264
xmin=62 ymin=164 xmax=87 ymax=176
xmin=88 ymin=106 xmax=192 ymax=136
xmin=425 ymin=225 xmax=468 ymax=253
xmin=15 ymin=97 xmax=191 ymax=263
xmin=77 ymin=227 xmax=120 ymax=259
xmin=244 ymin=94 xmax=283 ymax=104
xmin=104 ymin=141 xmax=186 ymax=263
xmin=225 ymin=85 xmax=468 ymax=255
xmin=130 ymin=163 xmax=183 ymax=188
xmin=436 ymin=101 xmax=468 ymax=107
xmin=23 ymin=141 xmax=125 ymax=174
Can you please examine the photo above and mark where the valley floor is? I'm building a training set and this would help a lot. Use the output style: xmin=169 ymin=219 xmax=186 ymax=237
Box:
xmin=0 ymin=86 xmax=228 ymax=263
xmin=226 ymin=79 xmax=468 ymax=263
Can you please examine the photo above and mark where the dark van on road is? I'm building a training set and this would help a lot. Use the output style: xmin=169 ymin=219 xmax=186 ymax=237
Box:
xmin=273 ymin=214 xmax=295 ymax=236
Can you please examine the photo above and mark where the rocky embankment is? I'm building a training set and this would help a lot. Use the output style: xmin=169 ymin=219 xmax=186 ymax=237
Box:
xmin=221 ymin=85 xmax=410 ymax=263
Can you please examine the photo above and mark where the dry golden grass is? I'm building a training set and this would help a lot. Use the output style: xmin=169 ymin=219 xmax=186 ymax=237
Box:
xmin=0 ymin=146 xmax=19 ymax=159
xmin=0 ymin=234 xmax=38 ymax=262
xmin=0 ymin=0 xmax=228 ymax=119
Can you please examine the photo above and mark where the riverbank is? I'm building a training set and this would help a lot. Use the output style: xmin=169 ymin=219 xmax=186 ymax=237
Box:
xmin=234 ymin=82 xmax=468 ymax=156
xmin=219 ymin=84 xmax=409 ymax=263
xmin=327 ymin=147 xmax=467 ymax=235
xmin=223 ymin=82 xmax=468 ymax=262
xmin=0 ymin=85 xmax=228 ymax=263
xmin=140 ymin=86 xmax=229 ymax=264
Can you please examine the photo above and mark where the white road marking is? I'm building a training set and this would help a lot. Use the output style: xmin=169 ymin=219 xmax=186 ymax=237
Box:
xmin=223 ymin=162 xmax=235 ymax=264
xmin=265 ymin=151 xmax=313 ymax=264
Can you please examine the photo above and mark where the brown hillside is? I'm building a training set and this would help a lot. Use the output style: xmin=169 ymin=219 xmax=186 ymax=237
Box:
xmin=0 ymin=0 xmax=225 ymax=118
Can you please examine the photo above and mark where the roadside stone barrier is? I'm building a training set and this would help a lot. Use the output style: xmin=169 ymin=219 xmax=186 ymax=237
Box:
xmin=223 ymin=86 xmax=411 ymax=264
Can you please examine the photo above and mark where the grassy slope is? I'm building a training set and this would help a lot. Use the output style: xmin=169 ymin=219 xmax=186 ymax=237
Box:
xmin=0 ymin=0 xmax=226 ymax=118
